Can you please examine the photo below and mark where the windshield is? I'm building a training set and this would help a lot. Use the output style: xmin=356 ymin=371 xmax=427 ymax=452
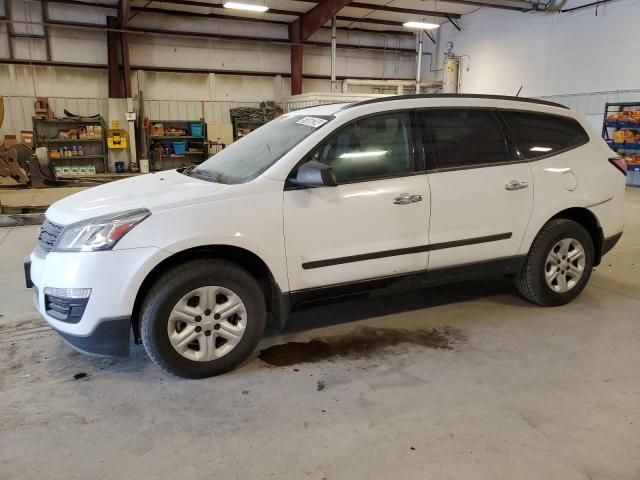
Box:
xmin=187 ymin=114 xmax=334 ymax=184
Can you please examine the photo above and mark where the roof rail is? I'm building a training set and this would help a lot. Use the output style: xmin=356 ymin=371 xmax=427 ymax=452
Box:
xmin=341 ymin=93 xmax=569 ymax=110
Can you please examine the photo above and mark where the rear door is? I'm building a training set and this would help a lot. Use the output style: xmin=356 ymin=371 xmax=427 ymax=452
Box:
xmin=283 ymin=111 xmax=431 ymax=292
xmin=419 ymin=108 xmax=534 ymax=270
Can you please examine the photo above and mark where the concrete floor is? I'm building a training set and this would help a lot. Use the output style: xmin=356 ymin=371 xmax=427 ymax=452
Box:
xmin=1 ymin=188 xmax=639 ymax=480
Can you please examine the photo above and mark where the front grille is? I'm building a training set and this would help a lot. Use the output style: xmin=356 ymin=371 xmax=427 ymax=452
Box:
xmin=37 ymin=219 xmax=64 ymax=253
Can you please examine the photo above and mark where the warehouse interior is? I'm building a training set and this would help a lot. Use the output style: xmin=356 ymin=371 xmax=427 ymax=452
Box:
xmin=2 ymin=0 xmax=640 ymax=478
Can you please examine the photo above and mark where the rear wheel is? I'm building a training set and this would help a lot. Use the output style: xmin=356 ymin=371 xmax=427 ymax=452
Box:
xmin=141 ymin=259 xmax=266 ymax=378
xmin=515 ymin=219 xmax=594 ymax=306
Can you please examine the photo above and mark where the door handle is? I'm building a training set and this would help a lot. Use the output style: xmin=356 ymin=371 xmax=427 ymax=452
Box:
xmin=505 ymin=180 xmax=529 ymax=191
xmin=393 ymin=194 xmax=423 ymax=205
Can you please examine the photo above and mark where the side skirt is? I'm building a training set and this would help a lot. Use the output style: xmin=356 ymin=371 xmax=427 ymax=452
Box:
xmin=288 ymin=256 xmax=527 ymax=309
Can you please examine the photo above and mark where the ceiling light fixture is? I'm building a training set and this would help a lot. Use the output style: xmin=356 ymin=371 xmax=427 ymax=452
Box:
xmin=223 ymin=2 xmax=269 ymax=12
xmin=403 ymin=21 xmax=440 ymax=30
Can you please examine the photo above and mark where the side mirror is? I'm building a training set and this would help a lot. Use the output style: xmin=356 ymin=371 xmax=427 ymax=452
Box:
xmin=291 ymin=160 xmax=338 ymax=187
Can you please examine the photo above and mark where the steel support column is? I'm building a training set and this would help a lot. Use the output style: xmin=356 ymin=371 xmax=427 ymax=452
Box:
xmin=119 ymin=0 xmax=132 ymax=97
xmin=289 ymin=0 xmax=354 ymax=95
xmin=289 ymin=20 xmax=303 ymax=95
xmin=106 ymin=16 xmax=123 ymax=98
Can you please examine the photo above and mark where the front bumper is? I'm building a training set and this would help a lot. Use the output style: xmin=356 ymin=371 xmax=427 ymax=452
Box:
xmin=27 ymin=245 xmax=170 ymax=357
xmin=53 ymin=316 xmax=131 ymax=357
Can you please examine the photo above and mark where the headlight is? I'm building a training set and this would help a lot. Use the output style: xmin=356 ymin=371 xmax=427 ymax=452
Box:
xmin=53 ymin=209 xmax=151 ymax=252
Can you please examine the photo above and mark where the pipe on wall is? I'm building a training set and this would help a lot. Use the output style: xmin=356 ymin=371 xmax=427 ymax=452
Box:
xmin=330 ymin=16 xmax=336 ymax=92
xmin=416 ymin=32 xmax=423 ymax=94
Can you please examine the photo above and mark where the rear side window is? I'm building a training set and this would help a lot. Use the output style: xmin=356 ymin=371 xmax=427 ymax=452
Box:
xmin=420 ymin=109 xmax=510 ymax=169
xmin=500 ymin=111 xmax=589 ymax=159
xmin=308 ymin=112 xmax=413 ymax=183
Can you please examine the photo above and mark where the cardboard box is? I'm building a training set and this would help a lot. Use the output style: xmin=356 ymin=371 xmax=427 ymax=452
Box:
xmin=150 ymin=123 xmax=165 ymax=137
xmin=21 ymin=131 xmax=34 ymax=149
xmin=34 ymin=97 xmax=49 ymax=114
xmin=3 ymin=135 xmax=17 ymax=149
xmin=93 ymin=125 xmax=102 ymax=138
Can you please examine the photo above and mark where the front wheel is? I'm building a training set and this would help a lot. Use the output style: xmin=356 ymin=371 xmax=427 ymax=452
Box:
xmin=515 ymin=219 xmax=594 ymax=306
xmin=141 ymin=259 xmax=266 ymax=378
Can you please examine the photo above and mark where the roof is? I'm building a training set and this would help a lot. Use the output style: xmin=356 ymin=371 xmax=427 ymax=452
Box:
xmin=343 ymin=94 xmax=569 ymax=110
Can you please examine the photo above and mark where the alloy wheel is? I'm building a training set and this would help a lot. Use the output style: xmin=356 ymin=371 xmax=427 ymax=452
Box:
xmin=544 ymin=238 xmax=586 ymax=293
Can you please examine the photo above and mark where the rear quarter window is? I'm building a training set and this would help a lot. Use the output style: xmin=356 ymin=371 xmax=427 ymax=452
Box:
xmin=500 ymin=110 xmax=589 ymax=159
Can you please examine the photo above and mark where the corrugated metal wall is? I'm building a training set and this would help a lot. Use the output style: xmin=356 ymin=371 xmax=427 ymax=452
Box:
xmin=538 ymin=89 xmax=640 ymax=117
xmin=1 ymin=97 xmax=264 ymax=139
xmin=1 ymin=96 xmax=109 ymax=138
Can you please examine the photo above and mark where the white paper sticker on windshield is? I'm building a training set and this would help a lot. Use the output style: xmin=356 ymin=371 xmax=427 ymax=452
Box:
xmin=296 ymin=117 xmax=328 ymax=128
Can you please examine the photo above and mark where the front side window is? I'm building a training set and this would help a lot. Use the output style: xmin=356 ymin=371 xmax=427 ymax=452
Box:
xmin=306 ymin=112 xmax=413 ymax=183
xmin=500 ymin=110 xmax=589 ymax=159
xmin=188 ymin=114 xmax=334 ymax=184
xmin=420 ymin=109 xmax=510 ymax=169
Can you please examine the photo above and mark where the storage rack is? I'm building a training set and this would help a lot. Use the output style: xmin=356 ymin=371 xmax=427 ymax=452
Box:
xmin=230 ymin=104 xmax=277 ymax=141
xmin=147 ymin=119 xmax=207 ymax=171
xmin=232 ymin=118 xmax=266 ymax=141
xmin=602 ymin=101 xmax=640 ymax=187
xmin=33 ymin=117 xmax=108 ymax=174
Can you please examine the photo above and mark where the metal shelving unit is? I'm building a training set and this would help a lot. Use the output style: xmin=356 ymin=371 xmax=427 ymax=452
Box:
xmin=33 ymin=117 xmax=108 ymax=174
xmin=147 ymin=119 xmax=207 ymax=171
xmin=602 ymin=101 xmax=640 ymax=187
xmin=232 ymin=118 xmax=266 ymax=141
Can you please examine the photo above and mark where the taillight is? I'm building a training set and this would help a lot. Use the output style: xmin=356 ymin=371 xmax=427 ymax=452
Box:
xmin=609 ymin=157 xmax=627 ymax=176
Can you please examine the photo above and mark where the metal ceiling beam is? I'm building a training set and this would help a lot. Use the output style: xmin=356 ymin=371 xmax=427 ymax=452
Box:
xmin=22 ymin=17 xmax=415 ymax=52
xmin=350 ymin=1 xmax=460 ymax=18
xmin=416 ymin=0 xmax=546 ymax=11
xmin=301 ymin=0 xmax=546 ymax=12
xmin=0 ymin=57 xmax=423 ymax=80
xmin=131 ymin=5 xmax=300 ymax=17
xmin=289 ymin=0 xmax=355 ymax=95
xmin=134 ymin=0 xmax=464 ymax=20
xmin=294 ymin=0 xmax=355 ymax=40
xmin=277 ymin=0 xmax=463 ymax=16
xmin=46 ymin=0 xmax=414 ymax=35
xmin=446 ymin=14 xmax=461 ymax=30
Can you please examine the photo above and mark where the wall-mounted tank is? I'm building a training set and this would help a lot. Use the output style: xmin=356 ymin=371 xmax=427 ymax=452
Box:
xmin=442 ymin=42 xmax=461 ymax=94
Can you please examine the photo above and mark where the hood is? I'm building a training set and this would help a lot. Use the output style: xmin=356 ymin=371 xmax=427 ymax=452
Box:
xmin=46 ymin=169 xmax=224 ymax=225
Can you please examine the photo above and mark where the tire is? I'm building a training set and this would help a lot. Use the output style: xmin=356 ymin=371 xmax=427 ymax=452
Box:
xmin=141 ymin=259 xmax=266 ymax=378
xmin=515 ymin=219 xmax=594 ymax=306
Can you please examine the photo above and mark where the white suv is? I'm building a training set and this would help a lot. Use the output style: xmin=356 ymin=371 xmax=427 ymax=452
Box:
xmin=26 ymin=94 xmax=626 ymax=378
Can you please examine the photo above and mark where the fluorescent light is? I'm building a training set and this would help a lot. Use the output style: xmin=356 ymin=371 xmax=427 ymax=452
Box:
xmin=339 ymin=150 xmax=387 ymax=159
xmin=530 ymin=146 xmax=552 ymax=152
xmin=223 ymin=2 xmax=269 ymax=12
xmin=403 ymin=21 xmax=440 ymax=30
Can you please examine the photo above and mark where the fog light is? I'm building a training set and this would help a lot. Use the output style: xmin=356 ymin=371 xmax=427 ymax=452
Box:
xmin=43 ymin=287 xmax=91 ymax=299
xmin=44 ymin=288 xmax=91 ymax=324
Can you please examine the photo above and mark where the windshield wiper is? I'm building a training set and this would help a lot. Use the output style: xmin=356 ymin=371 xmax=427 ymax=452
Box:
xmin=191 ymin=168 xmax=224 ymax=184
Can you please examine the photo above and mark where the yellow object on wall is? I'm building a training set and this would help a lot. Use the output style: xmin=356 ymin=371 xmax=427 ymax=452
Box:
xmin=107 ymin=128 xmax=128 ymax=149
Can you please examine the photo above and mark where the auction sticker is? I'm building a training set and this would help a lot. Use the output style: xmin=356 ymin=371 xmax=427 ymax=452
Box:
xmin=296 ymin=117 xmax=328 ymax=128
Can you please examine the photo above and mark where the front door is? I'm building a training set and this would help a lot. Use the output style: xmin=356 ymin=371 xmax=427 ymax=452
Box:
xmin=283 ymin=111 xmax=431 ymax=292
xmin=418 ymin=108 xmax=534 ymax=270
